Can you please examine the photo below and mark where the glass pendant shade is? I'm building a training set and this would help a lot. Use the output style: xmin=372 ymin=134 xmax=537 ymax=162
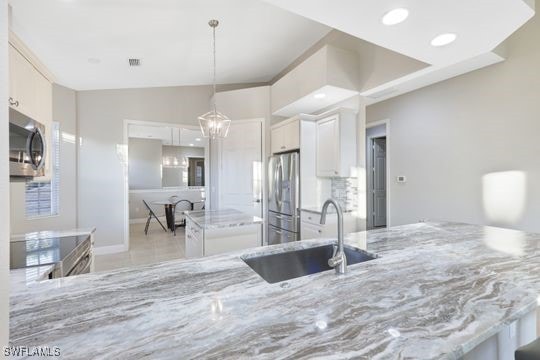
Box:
xmin=198 ymin=19 xmax=230 ymax=139
xmin=198 ymin=109 xmax=231 ymax=139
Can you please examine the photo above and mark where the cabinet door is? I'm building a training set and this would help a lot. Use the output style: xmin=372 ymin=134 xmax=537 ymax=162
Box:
xmin=271 ymin=125 xmax=285 ymax=154
xmin=185 ymin=221 xmax=204 ymax=258
xmin=301 ymin=221 xmax=323 ymax=240
xmin=9 ymin=45 xmax=37 ymax=118
xmin=283 ymin=120 xmax=300 ymax=151
xmin=316 ymin=115 xmax=340 ymax=177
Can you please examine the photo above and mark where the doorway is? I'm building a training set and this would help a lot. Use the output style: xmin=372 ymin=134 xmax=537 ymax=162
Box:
xmin=122 ymin=120 xmax=210 ymax=251
xmin=366 ymin=121 xmax=389 ymax=230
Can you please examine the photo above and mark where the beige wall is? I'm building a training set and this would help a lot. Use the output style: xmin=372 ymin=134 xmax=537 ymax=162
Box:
xmin=10 ymin=84 xmax=78 ymax=234
xmin=77 ymin=85 xmax=212 ymax=248
xmin=367 ymin=12 xmax=540 ymax=232
xmin=0 ymin=0 xmax=9 ymax=347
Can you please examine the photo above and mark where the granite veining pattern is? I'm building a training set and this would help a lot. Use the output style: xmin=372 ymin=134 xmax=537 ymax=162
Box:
xmin=184 ymin=208 xmax=264 ymax=229
xmin=10 ymin=228 xmax=96 ymax=242
xmin=10 ymin=222 xmax=540 ymax=359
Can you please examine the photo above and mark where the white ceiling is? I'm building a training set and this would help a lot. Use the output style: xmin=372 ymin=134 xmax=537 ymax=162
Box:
xmin=263 ymin=0 xmax=535 ymax=65
xmin=9 ymin=0 xmax=331 ymax=90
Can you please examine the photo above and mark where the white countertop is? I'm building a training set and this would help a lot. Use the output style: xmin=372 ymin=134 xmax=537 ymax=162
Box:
xmin=184 ymin=209 xmax=263 ymax=229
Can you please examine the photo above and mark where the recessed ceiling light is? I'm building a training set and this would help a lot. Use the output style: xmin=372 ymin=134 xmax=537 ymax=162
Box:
xmin=195 ymin=138 xmax=201 ymax=141
xmin=189 ymin=143 xmax=194 ymax=146
xmin=314 ymin=93 xmax=326 ymax=99
xmin=88 ymin=58 xmax=101 ymax=64
xmin=382 ymin=8 xmax=409 ymax=26
xmin=431 ymin=33 xmax=457 ymax=47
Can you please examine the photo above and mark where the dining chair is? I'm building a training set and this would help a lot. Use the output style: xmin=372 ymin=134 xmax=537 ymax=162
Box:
xmin=172 ymin=199 xmax=194 ymax=236
xmin=142 ymin=200 xmax=167 ymax=235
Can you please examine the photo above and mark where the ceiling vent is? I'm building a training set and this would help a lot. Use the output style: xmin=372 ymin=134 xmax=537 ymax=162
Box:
xmin=128 ymin=58 xmax=141 ymax=67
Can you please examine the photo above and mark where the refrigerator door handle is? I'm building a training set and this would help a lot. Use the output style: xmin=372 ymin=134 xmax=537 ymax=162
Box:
xmin=277 ymin=159 xmax=283 ymax=209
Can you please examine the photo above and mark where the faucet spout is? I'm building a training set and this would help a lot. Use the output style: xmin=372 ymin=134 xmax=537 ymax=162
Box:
xmin=320 ymin=199 xmax=347 ymax=274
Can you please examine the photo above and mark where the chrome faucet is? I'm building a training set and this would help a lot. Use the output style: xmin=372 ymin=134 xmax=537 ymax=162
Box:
xmin=320 ymin=199 xmax=347 ymax=275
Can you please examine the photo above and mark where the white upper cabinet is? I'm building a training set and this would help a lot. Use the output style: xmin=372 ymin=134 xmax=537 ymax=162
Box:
xmin=9 ymin=34 xmax=54 ymax=180
xmin=9 ymin=44 xmax=38 ymax=119
xmin=316 ymin=115 xmax=340 ymax=177
xmin=316 ymin=108 xmax=357 ymax=178
xmin=271 ymin=117 xmax=300 ymax=154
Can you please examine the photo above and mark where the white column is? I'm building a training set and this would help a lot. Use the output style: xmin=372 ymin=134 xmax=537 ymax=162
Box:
xmin=0 ymin=0 xmax=11 ymax=347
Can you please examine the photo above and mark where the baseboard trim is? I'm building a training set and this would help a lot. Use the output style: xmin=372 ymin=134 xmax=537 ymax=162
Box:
xmin=93 ymin=244 xmax=127 ymax=255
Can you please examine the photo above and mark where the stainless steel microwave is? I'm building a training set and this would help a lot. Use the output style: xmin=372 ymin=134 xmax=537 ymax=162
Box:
xmin=9 ymin=108 xmax=46 ymax=178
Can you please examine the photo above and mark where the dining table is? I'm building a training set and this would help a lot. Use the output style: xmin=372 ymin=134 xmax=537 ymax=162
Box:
xmin=152 ymin=200 xmax=205 ymax=235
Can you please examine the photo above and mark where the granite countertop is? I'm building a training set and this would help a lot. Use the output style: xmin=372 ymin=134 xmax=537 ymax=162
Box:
xmin=10 ymin=222 xmax=540 ymax=359
xmin=10 ymin=228 xmax=95 ymax=287
xmin=10 ymin=228 xmax=96 ymax=242
xmin=184 ymin=208 xmax=264 ymax=229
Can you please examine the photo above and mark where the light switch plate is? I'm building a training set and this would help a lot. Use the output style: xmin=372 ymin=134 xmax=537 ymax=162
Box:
xmin=397 ymin=176 xmax=407 ymax=183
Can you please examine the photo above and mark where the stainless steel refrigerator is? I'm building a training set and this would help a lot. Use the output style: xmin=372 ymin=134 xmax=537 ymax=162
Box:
xmin=268 ymin=151 xmax=299 ymax=245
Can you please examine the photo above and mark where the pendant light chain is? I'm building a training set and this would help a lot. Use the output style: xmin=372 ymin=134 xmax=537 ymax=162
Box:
xmin=212 ymin=21 xmax=217 ymax=112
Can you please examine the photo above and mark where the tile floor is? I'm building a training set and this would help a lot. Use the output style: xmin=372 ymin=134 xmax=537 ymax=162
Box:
xmin=93 ymin=223 xmax=186 ymax=272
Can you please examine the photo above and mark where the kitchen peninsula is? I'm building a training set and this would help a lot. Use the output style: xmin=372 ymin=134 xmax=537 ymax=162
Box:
xmin=10 ymin=222 xmax=540 ymax=359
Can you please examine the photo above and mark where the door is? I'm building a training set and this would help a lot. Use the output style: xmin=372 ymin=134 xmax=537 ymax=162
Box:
xmin=188 ymin=158 xmax=205 ymax=186
xmin=277 ymin=152 xmax=299 ymax=217
xmin=218 ymin=120 xmax=263 ymax=217
xmin=316 ymin=115 xmax=340 ymax=177
xmin=268 ymin=224 xmax=297 ymax=245
xmin=268 ymin=155 xmax=279 ymax=213
xmin=372 ymin=137 xmax=387 ymax=227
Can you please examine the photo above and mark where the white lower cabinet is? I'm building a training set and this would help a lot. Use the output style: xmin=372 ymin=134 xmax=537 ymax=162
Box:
xmin=185 ymin=221 xmax=203 ymax=258
xmin=185 ymin=219 xmax=262 ymax=258
xmin=300 ymin=210 xmax=357 ymax=240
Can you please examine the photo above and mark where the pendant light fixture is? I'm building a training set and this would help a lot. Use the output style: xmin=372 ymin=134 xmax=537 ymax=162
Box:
xmin=198 ymin=19 xmax=231 ymax=139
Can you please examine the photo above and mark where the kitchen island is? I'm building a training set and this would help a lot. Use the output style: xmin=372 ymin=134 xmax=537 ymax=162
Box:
xmin=184 ymin=208 xmax=263 ymax=258
xmin=10 ymin=222 xmax=540 ymax=359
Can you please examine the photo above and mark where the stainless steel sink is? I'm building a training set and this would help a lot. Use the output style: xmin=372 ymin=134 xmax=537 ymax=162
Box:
xmin=242 ymin=244 xmax=376 ymax=284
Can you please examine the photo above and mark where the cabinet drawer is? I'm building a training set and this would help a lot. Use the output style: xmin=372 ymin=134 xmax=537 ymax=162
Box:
xmin=300 ymin=221 xmax=324 ymax=240
xmin=301 ymin=211 xmax=325 ymax=226
xmin=268 ymin=211 xmax=298 ymax=233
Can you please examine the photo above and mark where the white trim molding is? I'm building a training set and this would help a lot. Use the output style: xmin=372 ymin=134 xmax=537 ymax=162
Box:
xmin=93 ymin=244 xmax=128 ymax=256
xmin=366 ymin=119 xmax=391 ymax=228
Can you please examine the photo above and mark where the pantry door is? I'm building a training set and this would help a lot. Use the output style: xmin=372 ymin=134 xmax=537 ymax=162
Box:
xmin=217 ymin=119 xmax=263 ymax=218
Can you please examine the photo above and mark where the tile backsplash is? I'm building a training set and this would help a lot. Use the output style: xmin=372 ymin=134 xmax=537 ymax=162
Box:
xmin=331 ymin=177 xmax=358 ymax=212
